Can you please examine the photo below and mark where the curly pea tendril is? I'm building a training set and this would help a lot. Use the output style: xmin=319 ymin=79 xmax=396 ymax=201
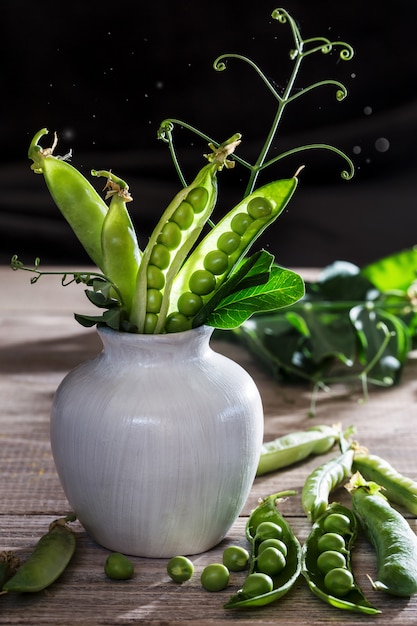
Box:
xmin=11 ymin=254 xmax=110 ymax=287
xmin=10 ymin=254 xmax=124 ymax=308
xmin=158 ymin=6 xmax=354 ymax=195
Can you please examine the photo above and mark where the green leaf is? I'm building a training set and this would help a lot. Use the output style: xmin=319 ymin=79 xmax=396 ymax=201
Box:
xmin=205 ymin=266 xmax=304 ymax=329
xmin=285 ymin=311 xmax=310 ymax=337
xmin=349 ymin=304 xmax=411 ymax=384
xmin=74 ymin=313 xmax=101 ymax=328
xmin=308 ymin=261 xmax=374 ymax=301
xmin=74 ymin=307 xmax=123 ymax=330
xmin=228 ymin=271 xmax=270 ymax=293
xmin=292 ymin=306 xmax=356 ymax=366
xmin=84 ymin=289 xmax=120 ymax=309
xmin=235 ymin=316 xmax=318 ymax=382
xmin=192 ymin=250 xmax=275 ymax=327
xmin=361 ymin=247 xmax=417 ymax=293
xmin=229 ymin=248 xmax=417 ymax=412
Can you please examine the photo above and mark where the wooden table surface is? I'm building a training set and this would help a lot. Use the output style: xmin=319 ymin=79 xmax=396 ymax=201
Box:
xmin=2 ymin=265 xmax=417 ymax=625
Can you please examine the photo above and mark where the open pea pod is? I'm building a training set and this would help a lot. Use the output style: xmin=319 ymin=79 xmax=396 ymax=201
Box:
xmin=166 ymin=177 xmax=298 ymax=331
xmin=301 ymin=503 xmax=380 ymax=615
xmin=224 ymin=491 xmax=301 ymax=608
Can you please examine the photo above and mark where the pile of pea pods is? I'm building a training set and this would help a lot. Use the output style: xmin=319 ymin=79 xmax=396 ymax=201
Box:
xmin=21 ymin=128 xmax=301 ymax=336
xmin=219 ymin=423 xmax=417 ymax=613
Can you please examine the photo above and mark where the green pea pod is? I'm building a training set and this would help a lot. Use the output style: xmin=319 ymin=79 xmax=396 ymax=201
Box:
xmin=347 ymin=472 xmax=417 ymax=597
xmin=224 ymin=490 xmax=301 ymax=608
xmin=166 ymin=176 xmax=298 ymax=332
xmin=301 ymin=449 xmax=354 ymax=522
xmin=91 ymin=170 xmax=141 ymax=316
xmin=301 ymin=503 xmax=380 ymax=614
xmin=3 ymin=516 xmax=76 ymax=593
xmin=0 ymin=551 xmax=20 ymax=588
xmin=353 ymin=451 xmax=417 ymax=515
xmin=29 ymin=129 xmax=108 ymax=268
xmin=257 ymin=424 xmax=340 ymax=477
xmin=131 ymin=135 xmax=241 ymax=334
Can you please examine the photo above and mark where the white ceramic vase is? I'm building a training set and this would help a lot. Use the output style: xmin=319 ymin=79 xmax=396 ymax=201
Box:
xmin=50 ymin=325 xmax=264 ymax=557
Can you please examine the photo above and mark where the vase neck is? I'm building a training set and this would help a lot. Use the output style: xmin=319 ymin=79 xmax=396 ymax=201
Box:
xmin=97 ymin=325 xmax=214 ymax=364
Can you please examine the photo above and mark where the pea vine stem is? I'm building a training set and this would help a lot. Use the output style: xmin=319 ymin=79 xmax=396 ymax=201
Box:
xmin=158 ymin=7 xmax=354 ymax=197
xmin=236 ymin=308 xmax=398 ymax=418
xmin=158 ymin=119 xmax=251 ymax=186
xmin=10 ymin=255 xmax=125 ymax=305
xmin=308 ymin=320 xmax=394 ymax=416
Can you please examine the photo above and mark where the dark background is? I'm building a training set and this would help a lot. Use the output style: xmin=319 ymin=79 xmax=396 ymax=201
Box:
xmin=2 ymin=0 xmax=417 ymax=268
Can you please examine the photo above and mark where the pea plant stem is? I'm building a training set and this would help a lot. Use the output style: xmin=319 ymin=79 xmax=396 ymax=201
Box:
xmin=159 ymin=8 xmax=354 ymax=199
xmin=243 ymin=51 xmax=303 ymax=196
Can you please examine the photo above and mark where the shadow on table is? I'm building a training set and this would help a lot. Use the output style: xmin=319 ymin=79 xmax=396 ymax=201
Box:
xmin=1 ymin=332 xmax=102 ymax=374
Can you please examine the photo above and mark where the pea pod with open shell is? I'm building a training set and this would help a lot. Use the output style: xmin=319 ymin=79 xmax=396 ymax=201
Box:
xmin=224 ymin=491 xmax=301 ymax=608
xmin=301 ymin=503 xmax=380 ymax=614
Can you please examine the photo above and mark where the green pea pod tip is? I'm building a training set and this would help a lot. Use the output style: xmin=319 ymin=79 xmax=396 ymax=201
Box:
xmin=345 ymin=471 xmax=386 ymax=497
xmin=29 ymin=128 xmax=72 ymax=174
xmin=203 ymin=133 xmax=242 ymax=170
xmin=91 ymin=169 xmax=133 ymax=202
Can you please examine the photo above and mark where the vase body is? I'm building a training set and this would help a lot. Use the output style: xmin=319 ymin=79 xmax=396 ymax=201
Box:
xmin=50 ymin=325 xmax=263 ymax=557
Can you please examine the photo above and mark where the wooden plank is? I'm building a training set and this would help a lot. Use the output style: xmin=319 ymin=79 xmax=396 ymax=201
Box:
xmin=0 ymin=515 xmax=413 ymax=625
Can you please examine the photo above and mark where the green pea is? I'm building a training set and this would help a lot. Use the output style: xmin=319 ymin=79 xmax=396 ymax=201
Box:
xmin=149 ymin=243 xmax=170 ymax=269
xmin=241 ymin=572 xmax=273 ymax=598
xmin=157 ymin=221 xmax=182 ymax=250
xmin=254 ymin=521 xmax=283 ymax=541
xmin=189 ymin=270 xmax=216 ymax=295
xmin=317 ymin=550 xmax=347 ymax=574
xmin=165 ymin=312 xmax=192 ymax=333
xmin=146 ymin=264 xmax=165 ymax=290
xmin=171 ymin=201 xmax=195 ymax=230
xmin=203 ymin=250 xmax=229 ymax=275
xmin=222 ymin=546 xmax=250 ymax=572
xmin=257 ymin=546 xmax=286 ymax=576
xmin=217 ymin=231 xmax=241 ymax=255
xmin=146 ymin=288 xmax=163 ymax=313
xmin=104 ymin=552 xmax=134 ymax=580
xmin=200 ymin=563 xmax=229 ymax=592
xmin=186 ymin=186 xmax=209 ymax=213
xmin=166 ymin=556 xmax=194 ymax=583
xmin=323 ymin=513 xmax=352 ymax=535
xmin=247 ymin=196 xmax=273 ymax=219
xmin=257 ymin=538 xmax=288 ymax=558
xmin=231 ymin=212 xmax=254 ymax=235
xmin=177 ymin=292 xmax=204 ymax=317
xmin=144 ymin=313 xmax=158 ymax=334
xmin=317 ymin=532 xmax=346 ymax=553
xmin=324 ymin=567 xmax=354 ymax=597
